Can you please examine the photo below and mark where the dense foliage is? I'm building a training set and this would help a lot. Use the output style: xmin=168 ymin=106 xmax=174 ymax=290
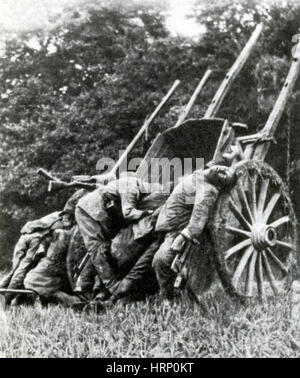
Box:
xmin=0 ymin=0 xmax=300 ymax=267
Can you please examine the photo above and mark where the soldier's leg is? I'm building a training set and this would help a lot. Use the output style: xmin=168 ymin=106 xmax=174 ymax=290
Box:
xmin=110 ymin=236 xmax=161 ymax=303
xmin=152 ymin=231 xmax=178 ymax=299
xmin=75 ymin=207 xmax=117 ymax=292
xmin=74 ymin=258 xmax=97 ymax=293
xmin=51 ymin=290 xmax=86 ymax=308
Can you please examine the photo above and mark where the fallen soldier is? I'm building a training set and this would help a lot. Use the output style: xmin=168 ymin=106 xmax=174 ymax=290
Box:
xmin=0 ymin=211 xmax=65 ymax=305
xmin=23 ymin=226 xmax=83 ymax=307
xmin=152 ymin=164 xmax=236 ymax=300
xmin=1 ymin=189 xmax=87 ymax=307
xmin=23 ymin=189 xmax=88 ymax=308
xmin=75 ymin=175 xmax=163 ymax=299
xmin=83 ymin=191 xmax=169 ymax=311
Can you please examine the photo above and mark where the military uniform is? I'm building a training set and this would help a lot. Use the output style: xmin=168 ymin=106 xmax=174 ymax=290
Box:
xmin=75 ymin=177 xmax=162 ymax=292
xmin=24 ymin=228 xmax=72 ymax=297
xmin=1 ymin=212 xmax=63 ymax=303
xmin=152 ymin=170 xmax=219 ymax=298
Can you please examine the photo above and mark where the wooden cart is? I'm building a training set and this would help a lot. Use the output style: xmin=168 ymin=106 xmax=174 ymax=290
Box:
xmin=134 ymin=33 xmax=300 ymax=301
xmin=65 ymin=25 xmax=299 ymax=301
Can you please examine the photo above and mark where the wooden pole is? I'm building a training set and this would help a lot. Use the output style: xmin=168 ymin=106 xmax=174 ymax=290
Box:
xmin=110 ymin=79 xmax=181 ymax=176
xmin=204 ymin=23 xmax=263 ymax=119
xmin=253 ymin=40 xmax=300 ymax=161
xmin=174 ymin=70 xmax=212 ymax=128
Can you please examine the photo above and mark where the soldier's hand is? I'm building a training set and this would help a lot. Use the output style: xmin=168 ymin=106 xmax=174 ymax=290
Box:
xmin=171 ymin=234 xmax=186 ymax=253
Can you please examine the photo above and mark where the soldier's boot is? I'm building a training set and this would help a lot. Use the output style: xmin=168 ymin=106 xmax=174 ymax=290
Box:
xmin=10 ymin=293 xmax=37 ymax=307
xmin=92 ymin=276 xmax=103 ymax=296
xmin=52 ymin=291 xmax=87 ymax=309
xmin=91 ymin=244 xmax=118 ymax=296
xmin=83 ymin=300 xmax=106 ymax=314
xmin=91 ymin=276 xmax=111 ymax=301
xmin=109 ymin=278 xmax=134 ymax=304
xmin=93 ymin=287 xmax=111 ymax=302
xmin=74 ymin=259 xmax=97 ymax=300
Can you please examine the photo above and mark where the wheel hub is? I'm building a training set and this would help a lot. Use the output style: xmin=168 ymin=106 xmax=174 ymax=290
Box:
xmin=251 ymin=223 xmax=277 ymax=251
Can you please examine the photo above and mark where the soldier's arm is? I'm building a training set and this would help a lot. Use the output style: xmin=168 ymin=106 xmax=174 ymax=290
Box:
xmin=140 ymin=180 xmax=163 ymax=194
xmin=181 ymin=182 xmax=219 ymax=243
xmin=26 ymin=236 xmax=42 ymax=260
xmin=11 ymin=235 xmax=31 ymax=268
xmin=121 ymin=192 xmax=146 ymax=221
xmin=120 ymin=180 xmax=148 ymax=221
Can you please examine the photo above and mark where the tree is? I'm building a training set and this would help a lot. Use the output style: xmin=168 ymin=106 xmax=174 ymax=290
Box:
xmin=1 ymin=0 xmax=300 ymax=268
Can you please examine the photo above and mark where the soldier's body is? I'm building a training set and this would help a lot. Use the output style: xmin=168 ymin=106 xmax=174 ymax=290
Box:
xmin=0 ymin=212 xmax=64 ymax=304
xmin=23 ymin=189 xmax=88 ymax=307
xmin=152 ymin=165 xmax=235 ymax=299
xmin=84 ymin=191 xmax=170 ymax=311
xmin=1 ymin=189 xmax=87 ymax=306
xmin=24 ymin=227 xmax=81 ymax=307
xmin=75 ymin=176 xmax=162 ymax=296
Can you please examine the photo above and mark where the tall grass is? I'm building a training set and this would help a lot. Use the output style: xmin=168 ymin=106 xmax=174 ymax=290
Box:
xmin=0 ymin=288 xmax=299 ymax=358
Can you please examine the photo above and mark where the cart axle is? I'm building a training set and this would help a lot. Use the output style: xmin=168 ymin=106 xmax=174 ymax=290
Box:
xmin=251 ymin=223 xmax=277 ymax=250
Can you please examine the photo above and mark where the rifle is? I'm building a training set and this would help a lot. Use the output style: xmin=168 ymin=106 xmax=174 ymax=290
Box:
xmin=37 ymin=168 xmax=59 ymax=182
xmin=171 ymin=248 xmax=190 ymax=289
xmin=38 ymin=168 xmax=97 ymax=192
xmin=73 ymin=252 xmax=91 ymax=282
xmin=171 ymin=247 xmax=201 ymax=304
xmin=48 ymin=180 xmax=96 ymax=192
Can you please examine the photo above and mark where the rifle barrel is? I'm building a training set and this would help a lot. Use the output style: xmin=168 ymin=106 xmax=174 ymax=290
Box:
xmin=48 ymin=180 xmax=96 ymax=192
xmin=37 ymin=168 xmax=58 ymax=182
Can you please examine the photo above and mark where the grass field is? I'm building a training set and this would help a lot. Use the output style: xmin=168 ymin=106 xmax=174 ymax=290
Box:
xmin=1 ymin=287 xmax=299 ymax=358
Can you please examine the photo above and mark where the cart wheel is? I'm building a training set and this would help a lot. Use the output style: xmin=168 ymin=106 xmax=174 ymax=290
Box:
xmin=212 ymin=160 xmax=297 ymax=300
xmin=66 ymin=226 xmax=87 ymax=290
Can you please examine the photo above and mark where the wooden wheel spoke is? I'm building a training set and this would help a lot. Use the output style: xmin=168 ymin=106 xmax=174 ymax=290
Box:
xmin=248 ymin=175 xmax=257 ymax=222
xmin=270 ymin=216 xmax=290 ymax=229
xmin=276 ymin=240 xmax=293 ymax=250
xmin=262 ymin=250 xmax=278 ymax=295
xmin=232 ymin=246 xmax=254 ymax=287
xmin=229 ymin=199 xmax=251 ymax=230
xmin=230 ymin=191 xmax=241 ymax=208
xmin=263 ymin=192 xmax=281 ymax=223
xmin=266 ymin=248 xmax=288 ymax=275
xmin=213 ymin=162 xmax=296 ymax=301
xmin=246 ymin=249 xmax=257 ymax=296
xmin=257 ymin=178 xmax=269 ymax=217
xmin=226 ymin=226 xmax=251 ymax=238
xmin=257 ymin=252 xmax=264 ymax=298
xmin=236 ymin=183 xmax=254 ymax=223
xmin=225 ymin=238 xmax=252 ymax=260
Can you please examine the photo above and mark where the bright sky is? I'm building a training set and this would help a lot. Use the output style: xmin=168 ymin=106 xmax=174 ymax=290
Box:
xmin=165 ymin=0 xmax=205 ymax=38
xmin=0 ymin=0 xmax=203 ymax=37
